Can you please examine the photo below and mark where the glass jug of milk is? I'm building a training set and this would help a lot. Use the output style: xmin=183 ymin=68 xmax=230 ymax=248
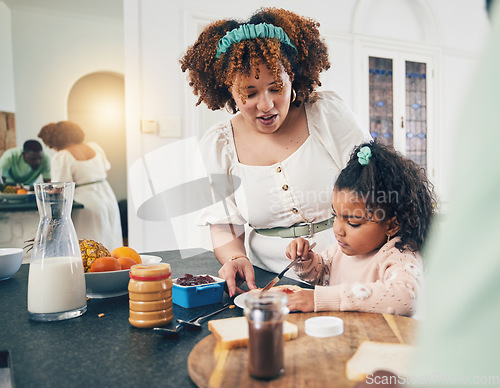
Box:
xmin=28 ymin=182 xmax=87 ymax=321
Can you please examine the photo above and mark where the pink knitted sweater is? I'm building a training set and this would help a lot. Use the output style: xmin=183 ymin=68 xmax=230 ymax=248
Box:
xmin=294 ymin=237 xmax=423 ymax=316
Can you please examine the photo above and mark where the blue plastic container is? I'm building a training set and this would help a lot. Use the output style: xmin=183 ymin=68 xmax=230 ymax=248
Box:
xmin=172 ymin=275 xmax=225 ymax=308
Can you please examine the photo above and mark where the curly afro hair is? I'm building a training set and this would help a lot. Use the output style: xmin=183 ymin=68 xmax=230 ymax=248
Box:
xmin=38 ymin=121 xmax=85 ymax=150
xmin=335 ymin=141 xmax=437 ymax=253
xmin=180 ymin=7 xmax=330 ymax=113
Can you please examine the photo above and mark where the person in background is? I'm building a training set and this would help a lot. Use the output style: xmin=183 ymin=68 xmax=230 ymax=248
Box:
xmin=38 ymin=121 xmax=123 ymax=251
xmin=0 ymin=139 xmax=50 ymax=187
xmin=285 ymin=141 xmax=435 ymax=316
xmin=180 ymin=7 xmax=371 ymax=297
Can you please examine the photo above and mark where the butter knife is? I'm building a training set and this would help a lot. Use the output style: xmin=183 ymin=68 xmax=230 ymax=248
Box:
xmin=262 ymin=242 xmax=316 ymax=292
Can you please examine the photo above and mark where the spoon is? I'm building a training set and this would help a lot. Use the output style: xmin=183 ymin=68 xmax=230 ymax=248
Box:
xmin=176 ymin=303 xmax=231 ymax=330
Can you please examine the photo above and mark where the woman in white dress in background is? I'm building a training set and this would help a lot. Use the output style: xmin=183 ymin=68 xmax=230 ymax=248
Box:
xmin=38 ymin=121 xmax=123 ymax=251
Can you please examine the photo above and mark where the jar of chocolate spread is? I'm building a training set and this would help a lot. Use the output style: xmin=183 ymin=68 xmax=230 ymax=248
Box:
xmin=128 ymin=263 xmax=173 ymax=328
xmin=244 ymin=291 xmax=289 ymax=380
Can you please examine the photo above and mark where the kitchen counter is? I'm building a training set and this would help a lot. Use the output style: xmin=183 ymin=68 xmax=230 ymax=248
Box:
xmin=0 ymin=248 xmax=309 ymax=388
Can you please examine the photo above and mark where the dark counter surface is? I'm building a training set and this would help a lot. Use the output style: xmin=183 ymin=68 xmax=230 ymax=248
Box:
xmin=0 ymin=248 xmax=309 ymax=388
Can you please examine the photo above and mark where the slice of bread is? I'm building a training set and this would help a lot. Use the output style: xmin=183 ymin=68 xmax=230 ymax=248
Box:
xmin=346 ymin=341 xmax=415 ymax=381
xmin=208 ymin=316 xmax=298 ymax=350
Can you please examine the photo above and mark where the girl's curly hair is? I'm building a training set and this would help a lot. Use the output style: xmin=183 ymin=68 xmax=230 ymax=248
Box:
xmin=38 ymin=121 xmax=85 ymax=150
xmin=335 ymin=141 xmax=437 ymax=253
xmin=180 ymin=7 xmax=330 ymax=113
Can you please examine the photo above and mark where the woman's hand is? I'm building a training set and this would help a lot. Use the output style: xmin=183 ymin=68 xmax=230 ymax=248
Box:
xmin=286 ymin=237 xmax=313 ymax=262
xmin=286 ymin=288 xmax=315 ymax=312
xmin=218 ymin=257 xmax=257 ymax=297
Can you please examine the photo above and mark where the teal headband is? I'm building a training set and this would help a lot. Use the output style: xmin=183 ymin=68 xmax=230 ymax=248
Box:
xmin=215 ymin=22 xmax=298 ymax=58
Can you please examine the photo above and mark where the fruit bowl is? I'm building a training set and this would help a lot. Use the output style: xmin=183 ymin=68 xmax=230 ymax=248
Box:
xmin=85 ymin=269 xmax=130 ymax=299
xmin=85 ymin=255 xmax=161 ymax=299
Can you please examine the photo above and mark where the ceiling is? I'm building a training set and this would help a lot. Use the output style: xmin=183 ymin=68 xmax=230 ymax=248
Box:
xmin=2 ymin=0 xmax=123 ymax=20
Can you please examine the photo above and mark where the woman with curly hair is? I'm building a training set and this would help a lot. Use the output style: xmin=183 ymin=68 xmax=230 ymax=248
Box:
xmin=285 ymin=141 xmax=436 ymax=316
xmin=38 ymin=121 xmax=123 ymax=250
xmin=180 ymin=8 xmax=370 ymax=296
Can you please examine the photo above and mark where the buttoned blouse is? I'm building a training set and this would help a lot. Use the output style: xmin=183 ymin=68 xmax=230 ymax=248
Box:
xmin=197 ymin=91 xmax=371 ymax=274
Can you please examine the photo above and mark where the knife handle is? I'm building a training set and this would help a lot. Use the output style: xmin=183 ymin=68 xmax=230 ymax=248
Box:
xmin=298 ymin=242 xmax=317 ymax=261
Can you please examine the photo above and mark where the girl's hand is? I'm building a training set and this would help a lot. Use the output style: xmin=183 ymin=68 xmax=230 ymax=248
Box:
xmin=218 ymin=257 xmax=257 ymax=297
xmin=285 ymin=237 xmax=313 ymax=261
xmin=287 ymin=289 xmax=315 ymax=312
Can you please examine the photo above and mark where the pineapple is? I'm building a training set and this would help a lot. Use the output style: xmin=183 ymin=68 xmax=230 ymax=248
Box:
xmin=79 ymin=239 xmax=111 ymax=272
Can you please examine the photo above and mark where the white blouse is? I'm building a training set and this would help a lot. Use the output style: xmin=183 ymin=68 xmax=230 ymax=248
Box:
xmin=197 ymin=91 xmax=371 ymax=275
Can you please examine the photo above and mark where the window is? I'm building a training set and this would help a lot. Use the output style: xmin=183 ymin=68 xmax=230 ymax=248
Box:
xmin=367 ymin=54 xmax=433 ymax=173
xmin=405 ymin=61 xmax=427 ymax=169
xmin=369 ymin=57 xmax=394 ymax=147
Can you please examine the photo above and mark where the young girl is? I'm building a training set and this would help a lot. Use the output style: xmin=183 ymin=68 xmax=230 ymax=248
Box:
xmin=285 ymin=141 xmax=436 ymax=316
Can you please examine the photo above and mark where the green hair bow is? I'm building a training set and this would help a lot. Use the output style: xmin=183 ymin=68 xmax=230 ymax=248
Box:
xmin=215 ymin=23 xmax=298 ymax=58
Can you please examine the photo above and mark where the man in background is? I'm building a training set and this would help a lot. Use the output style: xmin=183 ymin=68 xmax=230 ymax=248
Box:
xmin=0 ymin=139 xmax=51 ymax=187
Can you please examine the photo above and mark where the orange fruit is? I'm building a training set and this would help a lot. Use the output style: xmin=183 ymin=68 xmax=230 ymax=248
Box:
xmin=117 ymin=257 xmax=137 ymax=270
xmin=89 ymin=257 xmax=122 ymax=272
xmin=111 ymin=246 xmax=142 ymax=264
xmin=17 ymin=188 xmax=28 ymax=194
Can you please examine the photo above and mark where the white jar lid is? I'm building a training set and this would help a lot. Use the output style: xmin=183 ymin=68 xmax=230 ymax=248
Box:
xmin=305 ymin=316 xmax=344 ymax=337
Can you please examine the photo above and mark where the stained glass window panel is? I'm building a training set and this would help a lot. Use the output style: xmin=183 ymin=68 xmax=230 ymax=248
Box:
xmin=405 ymin=61 xmax=427 ymax=169
xmin=369 ymin=57 xmax=393 ymax=147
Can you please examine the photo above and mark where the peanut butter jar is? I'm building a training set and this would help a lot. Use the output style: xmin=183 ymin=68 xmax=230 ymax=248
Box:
xmin=128 ymin=263 xmax=173 ymax=328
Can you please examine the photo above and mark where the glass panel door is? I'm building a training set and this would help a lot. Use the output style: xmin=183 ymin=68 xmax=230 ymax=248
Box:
xmin=405 ymin=61 xmax=427 ymax=169
xmin=369 ymin=57 xmax=394 ymax=147
xmin=368 ymin=56 xmax=428 ymax=170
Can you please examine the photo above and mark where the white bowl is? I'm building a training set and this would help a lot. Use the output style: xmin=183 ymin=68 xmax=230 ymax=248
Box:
xmin=84 ymin=255 xmax=163 ymax=298
xmin=0 ymin=248 xmax=23 ymax=280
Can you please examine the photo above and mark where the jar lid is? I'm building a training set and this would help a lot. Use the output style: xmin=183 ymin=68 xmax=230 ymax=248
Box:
xmin=130 ymin=263 xmax=171 ymax=280
xmin=305 ymin=316 xmax=343 ymax=337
